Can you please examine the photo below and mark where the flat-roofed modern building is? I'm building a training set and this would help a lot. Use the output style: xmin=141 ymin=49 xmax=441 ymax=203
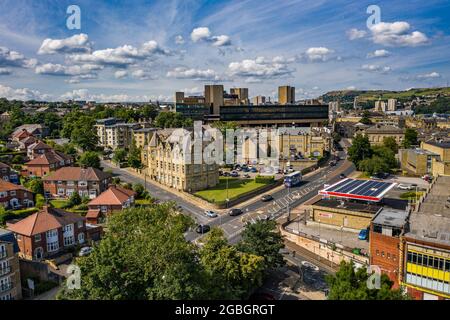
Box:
xmin=278 ymin=86 xmax=295 ymax=105
xmin=205 ymin=85 xmax=224 ymax=115
xmin=399 ymin=175 xmax=450 ymax=300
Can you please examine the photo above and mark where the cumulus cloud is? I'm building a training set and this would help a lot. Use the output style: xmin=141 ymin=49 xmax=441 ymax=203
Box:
xmin=175 ymin=35 xmax=185 ymax=45
xmin=190 ymin=27 xmax=231 ymax=47
xmin=369 ymin=22 xmax=429 ymax=47
xmin=69 ymin=40 xmax=171 ymax=67
xmin=347 ymin=28 xmax=367 ymax=40
xmin=361 ymin=64 xmax=392 ymax=73
xmin=367 ymin=49 xmax=390 ymax=58
xmin=228 ymin=56 xmax=295 ymax=80
xmin=0 ymin=68 xmax=11 ymax=75
xmin=38 ymin=33 xmax=92 ymax=55
xmin=60 ymin=89 xmax=162 ymax=102
xmin=299 ymin=47 xmax=334 ymax=62
xmin=166 ymin=67 xmax=219 ymax=80
xmin=35 ymin=63 xmax=102 ymax=76
xmin=0 ymin=47 xmax=37 ymax=68
xmin=0 ymin=84 xmax=51 ymax=101
xmin=114 ymin=70 xmax=128 ymax=79
xmin=417 ymin=72 xmax=441 ymax=79
xmin=179 ymin=87 xmax=202 ymax=95
xmin=131 ymin=69 xmax=154 ymax=80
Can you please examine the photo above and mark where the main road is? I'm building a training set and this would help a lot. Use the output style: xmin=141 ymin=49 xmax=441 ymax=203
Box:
xmin=101 ymin=149 xmax=355 ymax=243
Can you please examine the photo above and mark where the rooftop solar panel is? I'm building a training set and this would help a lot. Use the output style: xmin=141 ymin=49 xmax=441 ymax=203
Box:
xmin=319 ymin=178 xmax=396 ymax=202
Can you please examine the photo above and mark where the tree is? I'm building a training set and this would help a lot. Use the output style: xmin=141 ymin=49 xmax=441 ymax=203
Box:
xmin=359 ymin=111 xmax=372 ymax=125
xmin=25 ymin=178 xmax=44 ymax=195
xmin=127 ymin=139 xmax=142 ymax=169
xmin=70 ymin=115 xmax=98 ymax=151
xmin=326 ymin=261 xmax=409 ymax=300
xmin=382 ymin=137 xmax=399 ymax=154
xmin=358 ymin=156 xmax=390 ymax=175
xmin=154 ymin=112 xmax=192 ymax=128
xmin=348 ymin=134 xmax=372 ymax=166
xmin=112 ymin=148 xmax=127 ymax=165
xmin=199 ymin=228 xmax=265 ymax=299
xmin=132 ymin=183 xmax=145 ymax=198
xmin=67 ymin=192 xmax=82 ymax=207
xmin=402 ymin=128 xmax=418 ymax=148
xmin=237 ymin=220 xmax=285 ymax=271
xmin=372 ymin=146 xmax=397 ymax=169
xmin=57 ymin=204 xmax=206 ymax=300
xmin=78 ymin=151 xmax=101 ymax=169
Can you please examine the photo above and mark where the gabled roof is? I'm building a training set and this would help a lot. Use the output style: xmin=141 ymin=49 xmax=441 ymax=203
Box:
xmin=88 ymin=185 xmax=135 ymax=206
xmin=28 ymin=140 xmax=52 ymax=151
xmin=7 ymin=206 xmax=84 ymax=237
xmin=25 ymin=150 xmax=72 ymax=166
xmin=86 ymin=209 xmax=101 ymax=219
xmin=0 ymin=180 xmax=29 ymax=193
xmin=43 ymin=167 xmax=112 ymax=182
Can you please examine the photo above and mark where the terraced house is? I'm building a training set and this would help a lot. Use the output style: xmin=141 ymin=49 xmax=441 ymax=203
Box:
xmin=43 ymin=167 xmax=112 ymax=199
xmin=0 ymin=180 xmax=34 ymax=210
xmin=0 ymin=162 xmax=19 ymax=184
xmin=7 ymin=206 xmax=86 ymax=261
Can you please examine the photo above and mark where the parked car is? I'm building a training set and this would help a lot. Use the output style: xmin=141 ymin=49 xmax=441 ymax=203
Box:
xmin=358 ymin=229 xmax=368 ymax=240
xmin=301 ymin=261 xmax=320 ymax=272
xmin=261 ymin=194 xmax=274 ymax=202
xmin=230 ymin=171 xmax=239 ymax=177
xmin=243 ymin=174 xmax=250 ymax=178
xmin=329 ymin=160 xmax=336 ymax=167
xmin=205 ymin=210 xmax=218 ymax=218
xmin=229 ymin=208 xmax=243 ymax=216
xmin=339 ymin=173 xmax=346 ymax=179
xmin=223 ymin=171 xmax=230 ymax=177
xmin=79 ymin=247 xmax=93 ymax=257
xmin=196 ymin=224 xmax=211 ymax=234
xmin=250 ymin=167 xmax=258 ymax=173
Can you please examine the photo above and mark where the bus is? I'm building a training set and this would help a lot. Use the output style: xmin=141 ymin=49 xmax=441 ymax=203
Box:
xmin=284 ymin=171 xmax=302 ymax=188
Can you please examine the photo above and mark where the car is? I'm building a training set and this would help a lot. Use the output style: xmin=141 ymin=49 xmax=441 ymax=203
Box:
xmin=397 ymin=184 xmax=415 ymax=190
xmin=79 ymin=246 xmax=93 ymax=257
xmin=358 ymin=229 xmax=368 ymax=240
xmin=205 ymin=210 xmax=218 ymax=218
xmin=196 ymin=224 xmax=211 ymax=234
xmin=329 ymin=160 xmax=336 ymax=167
xmin=230 ymin=171 xmax=239 ymax=177
xmin=243 ymin=174 xmax=250 ymax=178
xmin=223 ymin=171 xmax=230 ymax=177
xmin=339 ymin=173 xmax=346 ymax=179
xmin=229 ymin=208 xmax=243 ymax=216
xmin=301 ymin=261 xmax=320 ymax=272
xmin=242 ymin=167 xmax=250 ymax=172
xmin=250 ymin=167 xmax=258 ymax=173
xmin=261 ymin=194 xmax=274 ymax=202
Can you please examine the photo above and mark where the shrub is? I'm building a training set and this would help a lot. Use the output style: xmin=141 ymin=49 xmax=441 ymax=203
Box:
xmin=35 ymin=194 xmax=46 ymax=209
xmin=254 ymin=175 xmax=275 ymax=184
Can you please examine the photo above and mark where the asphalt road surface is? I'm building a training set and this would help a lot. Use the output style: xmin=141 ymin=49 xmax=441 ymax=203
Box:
xmin=102 ymin=148 xmax=355 ymax=244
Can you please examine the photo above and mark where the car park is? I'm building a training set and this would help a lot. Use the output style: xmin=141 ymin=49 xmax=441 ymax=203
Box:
xmin=229 ymin=208 xmax=243 ymax=216
xmin=261 ymin=194 xmax=274 ymax=202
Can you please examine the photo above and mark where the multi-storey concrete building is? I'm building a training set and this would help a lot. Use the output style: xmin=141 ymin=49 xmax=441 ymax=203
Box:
xmin=95 ymin=118 xmax=142 ymax=150
xmin=0 ymin=229 xmax=22 ymax=300
xmin=252 ymin=95 xmax=266 ymax=106
xmin=230 ymin=88 xmax=249 ymax=104
xmin=400 ymin=140 xmax=450 ymax=176
xmin=142 ymin=127 xmax=219 ymax=192
xmin=205 ymin=85 xmax=224 ymax=115
xmin=278 ymin=86 xmax=295 ymax=105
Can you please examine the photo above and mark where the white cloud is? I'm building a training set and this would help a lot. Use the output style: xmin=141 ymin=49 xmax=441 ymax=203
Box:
xmin=60 ymin=89 xmax=158 ymax=102
xmin=0 ymin=46 xmax=37 ymax=68
xmin=166 ymin=67 xmax=219 ymax=80
xmin=369 ymin=22 xmax=429 ymax=47
xmin=190 ymin=27 xmax=231 ymax=47
xmin=179 ymin=87 xmax=202 ymax=95
xmin=35 ymin=63 xmax=102 ymax=76
xmin=38 ymin=33 xmax=92 ymax=55
xmin=228 ymin=56 xmax=294 ymax=79
xmin=417 ymin=72 xmax=441 ymax=79
xmin=302 ymin=47 xmax=334 ymax=62
xmin=361 ymin=64 xmax=392 ymax=73
xmin=346 ymin=28 xmax=367 ymax=40
xmin=0 ymin=84 xmax=51 ymax=101
xmin=367 ymin=49 xmax=390 ymax=58
xmin=131 ymin=69 xmax=152 ymax=80
xmin=175 ymin=35 xmax=185 ymax=45
xmin=0 ymin=68 xmax=12 ymax=75
xmin=191 ymin=27 xmax=212 ymax=42
xmin=114 ymin=70 xmax=128 ymax=79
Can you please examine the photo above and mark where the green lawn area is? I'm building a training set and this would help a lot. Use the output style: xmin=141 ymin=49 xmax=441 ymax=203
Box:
xmin=135 ymin=199 xmax=154 ymax=205
xmin=400 ymin=191 xmax=424 ymax=200
xmin=194 ymin=177 xmax=273 ymax=204
xmin=49 ymin=199 xmax=70 ymax=208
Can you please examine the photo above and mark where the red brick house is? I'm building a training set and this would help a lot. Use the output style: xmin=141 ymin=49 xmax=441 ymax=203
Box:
xmin=23 ymin=151 xmax=73 ymax=178
xmin=86 ymin=185 xmax=136 ymax=224
xmin=7 ymin=206 xmax=86 ymax=261
xmin=27 ymin=141 xmax=53 ymax=160
xmin=0 ymin=180 xmax=34 ymax=210
xmin=43 ymin=167 xmax=112 ymax=199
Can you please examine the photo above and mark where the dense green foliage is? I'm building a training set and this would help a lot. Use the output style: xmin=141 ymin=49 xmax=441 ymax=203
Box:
xmin=348 ymin=134 xmax=372 ymax=166
xmin=402 ymin=128 xmax=419 ymax=148
xmin=77 ymin=151 xmax=101 ymax=169
xmin=57 ymin=205 xmax=284 ymax=300
xmin=154 ymin=112 xmax=193 ymax=128
xmin=326 ymin=261 xmax=410 ymax=300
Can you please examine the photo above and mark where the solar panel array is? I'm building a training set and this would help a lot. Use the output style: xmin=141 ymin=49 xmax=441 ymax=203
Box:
xmin=320 ymin=178 xmax=396 ymax=201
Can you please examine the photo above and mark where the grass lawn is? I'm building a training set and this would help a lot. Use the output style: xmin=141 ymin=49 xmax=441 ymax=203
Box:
xmin=194 ymin=177 xmax=273 ymax=204
xmin=49 ymin=199 xmax=70 ymax=208
xmin=400 ymin=191 xmax=424 ymax=200
xmin=135 ymin=199 xmax=154 ymax=205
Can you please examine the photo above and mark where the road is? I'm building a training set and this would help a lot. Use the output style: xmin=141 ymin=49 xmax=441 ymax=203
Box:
xmin=102 ymin=148 xmax=355 ymax=244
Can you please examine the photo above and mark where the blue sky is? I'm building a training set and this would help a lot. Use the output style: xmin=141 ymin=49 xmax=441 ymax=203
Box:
xmin=0 ymin=0 xmax=449 ymax=102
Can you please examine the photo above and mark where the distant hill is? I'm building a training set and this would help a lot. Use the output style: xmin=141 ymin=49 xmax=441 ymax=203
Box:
xmin=321 ymin=87 xmax=450 ymax=104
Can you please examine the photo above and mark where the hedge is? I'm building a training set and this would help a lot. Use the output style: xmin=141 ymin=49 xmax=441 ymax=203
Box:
xmin=254 ymin=175 xmax=275 ymax=183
